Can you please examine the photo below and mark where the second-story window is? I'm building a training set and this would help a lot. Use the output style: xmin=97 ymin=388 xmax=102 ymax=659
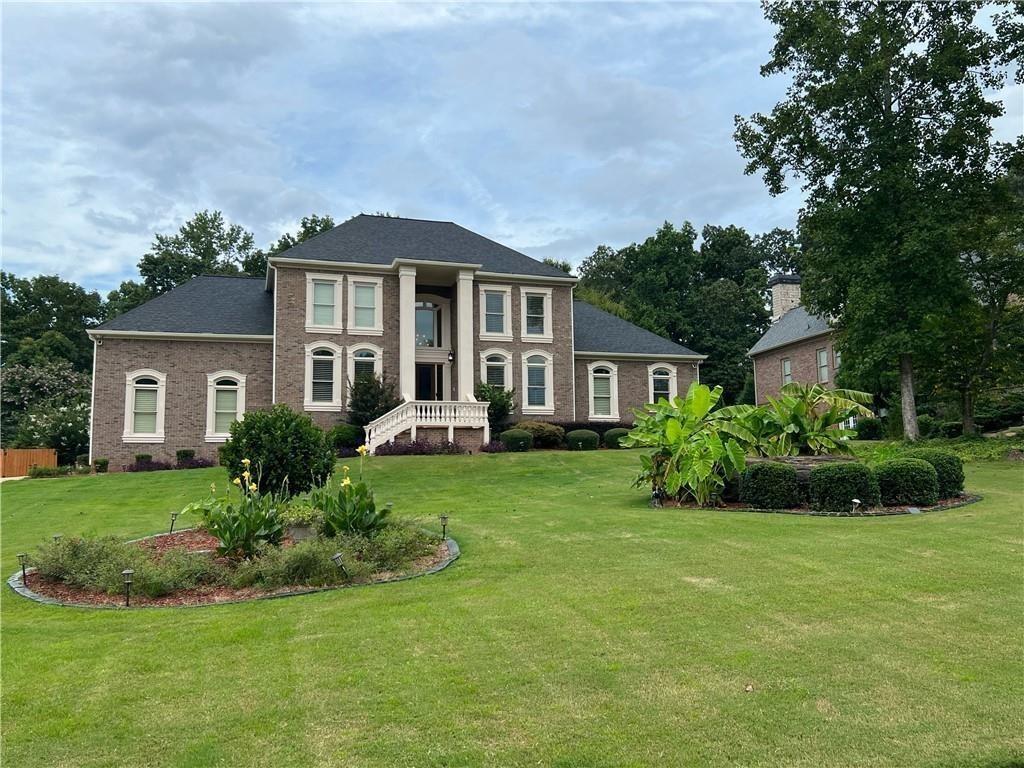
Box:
xmin=525 ymin=294 xmax=545 ymax=334
xmin=817 ymin=348 xmax=829 ymax=383
xmin=312 ymin=281 xmax=335 ymax=326
xmin=484 ymin=291 xmax=505 ymax=334
xmin=347 ymin=276 xmax=383 ymax=335
xmin=353 ymin=284 xmax=375 ymax=327
xmin=306 ymin=274 xmax=343 ymax=332
xmin=416 ymin=301 xmax=441 ymax=347
xmin=519 ymin=287 xmax=553 ymax=342
xmin=781 ymin=358 xmax=792 ymax=385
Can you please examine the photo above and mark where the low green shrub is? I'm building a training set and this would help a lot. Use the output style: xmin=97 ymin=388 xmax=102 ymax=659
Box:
xmin=916 ymin=415 xmax=936 ymax=438
xmin=876 ymin=458 xmax=939 ymax=506
xmin=901 ymin=448 xmax=964 ymax=498
xmin=855 ymin=417 xmax=883 ymax=440
xmin=279 ymin=502 xmax=323 ymax=529
xmin=514 ymin=421 xmax=565 ymax=448
xmin=476 ymin=382 xmax=515 ymax=435
xmin=327 ymin=423 xmax=364 ymax=453
xmin=740 ymin=462 xmax=800 ymax=509
xmin=566 ymin=429 xmax=599 ymax=451
xmin=93 ymin=458 xmax=109 ymax=473
xmin=500 ymin=429 xmax=533 ymax=452
xmin=808 ymin=462 xmax=880 ymax=514
xmin=938 ymin=421 xmax=963 ymax=439
xmin=603 ymin=428 xmax=630 ymax=448
xmin=75 ymin=453 xmax=90 ymax=467
xmin=175 ymin=449 xmax=196 ymax=464
xmin=28 ymin=465 xmax=71 ymax=478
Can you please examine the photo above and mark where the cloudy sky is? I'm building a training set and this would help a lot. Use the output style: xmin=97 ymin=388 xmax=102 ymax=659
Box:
xmin=2 ymin=3 xmax=1021 ymax=295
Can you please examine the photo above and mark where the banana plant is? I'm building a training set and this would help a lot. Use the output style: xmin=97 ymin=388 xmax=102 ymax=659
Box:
xmin=623 ymin=382 xmax=751 ymax=506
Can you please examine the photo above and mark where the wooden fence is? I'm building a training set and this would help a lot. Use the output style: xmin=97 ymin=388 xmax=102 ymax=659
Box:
xmin=1 ymin=448 xmax=58 ymax=477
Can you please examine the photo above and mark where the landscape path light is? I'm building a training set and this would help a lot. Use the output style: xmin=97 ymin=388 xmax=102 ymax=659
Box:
xmin=122 ymin=568 xmax=134 ymax=607
xmin=851 ymin=498 xmax=862 ymax=515
xmin=439 ymin=514 xmax=449 ymax=539
xmin=17 ymin=553 xmax=28 ymax=585
xmin=331 ymin=552 xmax=348 ymax=578
xmin=169 ymin=511 xmax=179 ymax=535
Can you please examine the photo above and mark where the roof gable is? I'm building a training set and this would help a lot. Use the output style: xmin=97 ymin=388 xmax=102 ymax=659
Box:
xmin=747 ymin=306 xmax=831 ymax=356
xmin=272 ymin=214 xmax=572 ymax=278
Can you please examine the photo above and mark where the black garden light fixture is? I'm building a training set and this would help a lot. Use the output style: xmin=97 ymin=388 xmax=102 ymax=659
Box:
xmin=331 ymin=552 xmax=348 ymax=578
xmin=17 ymin=553 xmax=28 ymax=584
xmin=169 ymin=511 xmax=180 ymax=535
xmin=52 ymin=534 xmax=62 ymax=543
xmin=439 ymin=513 xmax=449 ymax=539
xmin=122 ymin=568 xmax=134 ymax=607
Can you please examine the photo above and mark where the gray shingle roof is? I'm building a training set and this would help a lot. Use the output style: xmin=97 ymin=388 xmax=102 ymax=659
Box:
xmin=94 ymin=275 xmax=273 ymax=335
xmin=747 ymin=306 xmax=831 ymax=356
xmin=573 ymin=301 xmax=703 ymax=357
xmin=273 ymin=214 xmax=572 ymax=278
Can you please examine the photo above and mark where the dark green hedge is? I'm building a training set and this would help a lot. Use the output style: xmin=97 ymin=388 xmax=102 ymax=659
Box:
xmin=876 ymin=458 xmax=939 ymax=507
xmin=900 ymin=448 xmax=964 ymax=499
xmin=808 ymin=462 xmax=880 ymax=515
xmin=566 ymin=429 xmax=599 ymax=451
xmin=740 ymin=462 xmax=800 ymax=509
xmin=855 ymin=417 xmax=883 ymax=440
xmin=603 ymin=428 xmax=631 ymax=448
xmin=499 ymin=429 xmax=533 ymax=452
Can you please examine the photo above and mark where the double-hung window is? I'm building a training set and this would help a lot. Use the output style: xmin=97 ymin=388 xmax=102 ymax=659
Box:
xmin=522 ymin=351 xmax=553 ymax=414
xmin=347 ymin=343 xmax=383 ymax=387
xmin=205 ymin=371 xmax=246 ymax=442
xmin=587 ymin=361 xmax=618 ymax=420
xmin=479 ymin=286 xmax=512 ymax=341
xmin=348 ymin=277 xmax=383 ymax=335
xmin=479 ymin=349 xmax=512 ymax=390
xmin=648 ymin=364 xmax=677 ymax=404
xmin=816 ymin=348 xmax=829 ymax=383
xmin=305 ymin=274 xmax=343 ymax=332
xmin=519 ymin=287 xmax=552 ymax=342
xmin=305 ymin=342 xmax=343 ymax=411
xmin=781 ymin=358 xmax=792 ymax=385
xmin=834 ymin=348 xmax=842 ymax=369
xmin=123 ymin=369 xmax=167 ymax=443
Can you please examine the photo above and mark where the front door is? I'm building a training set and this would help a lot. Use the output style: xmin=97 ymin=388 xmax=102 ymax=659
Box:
xmin=415 ymin=363 xmax=444 ymax=401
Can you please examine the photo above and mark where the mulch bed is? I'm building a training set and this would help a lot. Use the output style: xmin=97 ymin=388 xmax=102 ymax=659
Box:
xmin=659 ymin=494 xmax=982 ymax=516
xmin=18 ymin=535 xmax=451 ymax=608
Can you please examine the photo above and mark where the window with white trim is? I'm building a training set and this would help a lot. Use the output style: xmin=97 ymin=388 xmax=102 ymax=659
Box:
xmin=305 ymin=274 xmax=343 ymax=332
xmin=521 ymin=351 xmax=553 ymax=414
xmin=587 ymin=361 xmax=619 ymax=420
xmin=348 ymin=276 xmax=383 ymax=335
xmin=479 ymin=349 xmax=512 ymax=390
xmin=123 ymin=369 xmax=167 ymax=443
xmin=519 ymin=287 xmax=552 ymax=342
xmin=347 ymin=343 xmax=383 ymax=386
xmin=205 ymin=371 xmax=246 ymax=441
xmin=834 ymin=347 xmax=842 ymax=369
xmin=781 ymin=358 xmax=792 ymax=385
xmin=304 ymin=342 xmax=343 ymax=411
xmin=816 ymin=348 xmax=829 ymax=383
xmin=648 ymin=363 xmax=678 ymax=404
xmin=479 ymin=285 xmax=512 ymax=340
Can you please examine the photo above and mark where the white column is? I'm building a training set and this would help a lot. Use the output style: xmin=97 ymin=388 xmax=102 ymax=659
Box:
xmin=399 ymin=266 xmax=417 ymax=400
xmin=457 ymin=269 xmax=475 ymax=401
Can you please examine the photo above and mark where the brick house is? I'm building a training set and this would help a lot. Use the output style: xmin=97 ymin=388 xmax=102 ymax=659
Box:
xmin=747 ymin=274 xmax=840 ymax=404
xmin=89 ymin=215 xmax=705 ymax=466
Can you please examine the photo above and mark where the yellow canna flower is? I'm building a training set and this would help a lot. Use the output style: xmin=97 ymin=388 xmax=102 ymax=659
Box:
xmin=233 ymin=477 xmax=242 ymax=486
xmin=341 ymin=476 xmax=352 ymax=487
xmin=242 ymin=458 xmax=251 ymax=466
xmin=210 ymin=483 xmax=216 ymax=494
xmin=249 ymin=483 xmax=258 ymax=492
xmin=342 ymin=465 xmax=350 ymax=475
xmin=357 ymin=445 xmax=369 ymax=456
xmin=242 ymin=470 xmax=251 ymax=480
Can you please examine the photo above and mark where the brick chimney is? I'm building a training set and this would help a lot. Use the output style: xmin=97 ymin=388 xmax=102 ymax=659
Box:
xmin=768 ymin=274 xmax=801 ymax=321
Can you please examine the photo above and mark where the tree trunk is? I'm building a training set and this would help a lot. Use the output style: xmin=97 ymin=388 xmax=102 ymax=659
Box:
xmin=900 ymin=354 xmax=920 ymax=440
xmin=961 ymin=387 xmax=976 ymax=436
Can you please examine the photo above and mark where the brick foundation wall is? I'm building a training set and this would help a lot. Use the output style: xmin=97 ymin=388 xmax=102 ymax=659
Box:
xmin=573 ymin=358 xmax=700 ymax=424
xmin=752 ymin=333 xmax=837 ymax=404
xmin=91 ymin=338 xmax=273 ymax=469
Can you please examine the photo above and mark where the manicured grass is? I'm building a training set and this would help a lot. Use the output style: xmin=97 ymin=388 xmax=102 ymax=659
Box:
xmin=2 ymin=453 xmax=1022 ymax=767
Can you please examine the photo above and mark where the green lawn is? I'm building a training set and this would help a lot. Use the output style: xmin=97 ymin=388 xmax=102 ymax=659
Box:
xmin=2 ymin=453 xmax=1022 ymax=767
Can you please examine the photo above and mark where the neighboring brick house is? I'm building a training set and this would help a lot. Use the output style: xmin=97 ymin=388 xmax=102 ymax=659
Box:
xmin=747 ymin=274 xmax=840 ymax=404
xmin=89 ymin=215 xmax=704 ymax=466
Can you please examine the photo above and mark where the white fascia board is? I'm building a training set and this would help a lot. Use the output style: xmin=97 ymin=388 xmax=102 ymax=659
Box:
xmin=88 ymin=330 xmax=273 ymax=343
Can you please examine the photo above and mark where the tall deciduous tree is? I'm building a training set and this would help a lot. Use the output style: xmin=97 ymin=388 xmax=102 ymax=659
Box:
xmin=0 ymin=272 xmax=103 ymax=371
xmin=103 ymin=279 xmax=153 ymax=320
xmin=735 ymin=1 xmax=1017 ymax=439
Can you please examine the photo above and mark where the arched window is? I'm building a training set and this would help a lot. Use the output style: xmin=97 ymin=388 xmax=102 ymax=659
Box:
xmin=479 ymin=349 xmax=511 ymax=390
xmin=304 ymin=342 xmax=343 ymax=411
xmin=521 ymin=351 xmax=553 ymax=415
xmin=347 ymin=343 xmax=383 ymax=387
xmin=587 ymin=361 xmax=618 ymax=419
xmin=205 ymin=371 xmax=246 ymax=441
xmin=647 ymin=363 xmax=678 ymax=404
xmin=123 ymin=369 xmax=167 ymax=442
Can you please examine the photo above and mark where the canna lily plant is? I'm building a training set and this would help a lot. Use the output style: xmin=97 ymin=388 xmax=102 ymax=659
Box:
xmin=622 ymin=382 xmax=752 ymax=506
xmin=718 ymin=383 xmax=874 ymax=457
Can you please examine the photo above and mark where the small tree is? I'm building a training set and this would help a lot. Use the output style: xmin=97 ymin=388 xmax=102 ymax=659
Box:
xmin=347 ymin=374 xmax=402 ymax=428
xmin=475 ymin=382 xmax=515 ymax=434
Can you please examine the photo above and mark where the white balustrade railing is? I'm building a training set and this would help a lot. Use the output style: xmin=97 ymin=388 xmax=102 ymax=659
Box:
xmin=365 ymin=400 xmax=490 ymax=452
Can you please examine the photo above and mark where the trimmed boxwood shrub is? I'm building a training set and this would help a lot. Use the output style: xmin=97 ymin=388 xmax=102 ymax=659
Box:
xmin=499 ymin=429 xmax=533 ymax=452
xmin=327 ymin=423 xmax=364 ymax=454
xmin=220 ymin=404 xmax=334 ymax=495
xmin=551 ymin=421 xmax=632 ymax=438
xmin=175 ymin=449 xmax=196 ymax=464
xmin=513 ymin=421 xmax=565 ymax=448
xmin=740 ymin=462 xmax=800 ymax=509
xmin=93 ymin=458 xmax=109 ymax=473
xmin=566 ymin=429 xmax=599 ymax=451
xmin=875 ymin=458 xmax=939 ymax=507
xmin=938 ymin=421 xmax=963 ymax=438
xmin=855 ymin=417 xmax=883 ymax=440
xmin=808 ymin=462 xmax=880 ymax=515
xmin=134 ymin=453 xmax=152 ymax=464
xmin=901 ymin=448 xmax=964 ymax=498
xmin=603 ymin=428 xmax=630 ymax=448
